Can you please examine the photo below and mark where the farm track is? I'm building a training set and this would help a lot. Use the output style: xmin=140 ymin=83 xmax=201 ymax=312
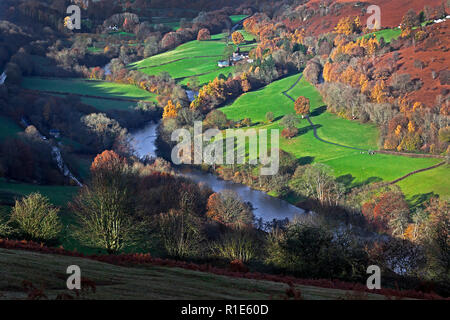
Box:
xmin=282 ymin=74 xmax=447 ymax=183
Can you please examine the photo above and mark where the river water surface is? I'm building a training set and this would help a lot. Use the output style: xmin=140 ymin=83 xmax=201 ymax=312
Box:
xmin=130 ymin=121 xmax=305 ymax=222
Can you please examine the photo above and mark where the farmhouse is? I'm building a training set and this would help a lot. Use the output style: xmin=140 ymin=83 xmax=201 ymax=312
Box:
xmin=218 ymin=50 xmax=251 ymax=67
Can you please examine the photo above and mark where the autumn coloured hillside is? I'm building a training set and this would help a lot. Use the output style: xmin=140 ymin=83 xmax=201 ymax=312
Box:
xmin=281 ymin=0 xmax=446 ymax=36
xmin=374 ymin=20 xmax=449 ymax=108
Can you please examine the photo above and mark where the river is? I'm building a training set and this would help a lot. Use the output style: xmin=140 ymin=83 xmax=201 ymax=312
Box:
xmin=130 ymin=121 xmax=305 ymax=222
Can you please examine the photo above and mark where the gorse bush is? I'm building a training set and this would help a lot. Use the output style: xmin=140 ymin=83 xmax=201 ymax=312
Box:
xmin=11 ymin=193 xmax=62 ymax=242
xmin=211 ymin=229 xmax=259 ymax=263
xmin=157 ymin=209 xmax=204 ymax=259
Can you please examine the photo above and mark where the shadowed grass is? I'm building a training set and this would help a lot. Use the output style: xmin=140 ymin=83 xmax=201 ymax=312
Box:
xmin=0 ymin=248 xmax=387 ymax=300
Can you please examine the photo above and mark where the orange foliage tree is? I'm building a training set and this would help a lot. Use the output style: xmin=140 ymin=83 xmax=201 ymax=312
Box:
xmin=334 ymin=16 xmax=362 ymax=35
xmin=197 ymin=28 xmax=211 ymax=41
xmin=163 ymin=100 xmax=182 ymax=119
xmin=294 ymin=96 xmax=310 ymax=118
xmin=232 ymin=31 xmax=245 ymax=46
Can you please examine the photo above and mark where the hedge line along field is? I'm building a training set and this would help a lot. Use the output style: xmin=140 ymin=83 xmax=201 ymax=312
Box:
xmin=129 ymin=31 xmax=256 ymax=85
xmin=21 ymin=77 xmax=157 ymax=103
xmin=0 ymin=248 xmax=389 ymax=300
xmin=220 ymin=74 xmax=447 ymax=199
xmin=396 ymin=165 xmax=450 ymax=203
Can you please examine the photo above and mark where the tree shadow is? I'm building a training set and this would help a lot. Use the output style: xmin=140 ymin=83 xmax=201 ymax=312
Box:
xmin=310 ymin=105 xmax=327 ymax=117
xmin=298 ymin=156 xmax=314 ymax=165
xmin=408 ymin=192 xmax=437 ymax=209
xmin=356 ymin=176 xmax=383 ymax=188
xmin=297 ymin=124 xmax=322 ymax=136
xmin=336 ymin=174 xmax=355 ymax=189
xmin=339 ymin=175 xmax=383 ymax=189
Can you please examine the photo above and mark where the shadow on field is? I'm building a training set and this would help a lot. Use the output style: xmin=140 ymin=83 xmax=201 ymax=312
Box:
xmin=298 ymin=156 xmax=314 ymax=166
xmin=337 ymin=174 xmax=383 ymax=189
xmin=297 ymin=124 xmax=321 ymax=136
xmin=310 ymin=105 xmax=327 ymax=117
xmin=408 ymin=192 xmax=437 ymax=209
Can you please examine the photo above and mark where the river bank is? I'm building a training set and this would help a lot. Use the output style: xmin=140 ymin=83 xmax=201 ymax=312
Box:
xmin=129 ymin=120 xmax=305 ymax=222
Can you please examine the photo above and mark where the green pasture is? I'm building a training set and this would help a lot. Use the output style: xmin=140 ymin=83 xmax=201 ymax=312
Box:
xmin=230 ymin=15 xmax=249 ymax=24
xmin=22 ymin=77 xmax=156 ymax=102
xmin=0 ymin=179 xmax=77 ymax=208
xmin=362 ymin=20 xmax=435 ymax=43
xmin=397 ymin=164 xmax=450 ymax=202
xmin=129 ymin=31 xmax=256 ymax=85
xmin=362 ymin=28 xmax=401 ymax=43
xmin=0 ymin=116 xmax=21 ymax=140
xmin=220 ymin=74 xmax=448 ymax=198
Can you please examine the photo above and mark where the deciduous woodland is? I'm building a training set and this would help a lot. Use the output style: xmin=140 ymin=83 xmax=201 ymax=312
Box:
xmin=0 ymin=0 xmax=448 ymax=300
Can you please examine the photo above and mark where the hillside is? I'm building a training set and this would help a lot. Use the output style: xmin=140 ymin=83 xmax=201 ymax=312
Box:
xmin=0 ymin=247 xmax=395 ymax=300
xmin=300 ymin=0 xmax=445 ymax=35
xmin=220 ymin=74 xmax=447 ymax=199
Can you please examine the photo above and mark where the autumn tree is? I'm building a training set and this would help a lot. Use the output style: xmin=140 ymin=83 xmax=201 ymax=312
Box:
xmin=11 ymin=193 xmax=62 ymax=242
xmin=157 ymin=209 xmax=203 ymax=259
xmin=163 ymin=100 xmax=182 ymax=119
xmin=401 ymin=9 xmax=420 ymax=32
xmin=280 ymin=114 xmax=299 ymax=139
xmin=289 ymin=164 xmax=344 ymax=207
xmin=421 ymin=198 xmax=449 ymax=281
xmin=206 ymin=190 xmax=253 ymax=228
xmin=334 ymin=16 xmax=362 ymax=35
xmin=71 ymin=151 xmax=141 ymax=253
xmin=197 ymin=28 xmax=211 ymax=41
xmin=294 ymin=96 xmax=310 ymax=118
xmin=204 ymin=109 xmax=229 ymax=129
xmin=232 ymin=31 xmax=245 ymax=46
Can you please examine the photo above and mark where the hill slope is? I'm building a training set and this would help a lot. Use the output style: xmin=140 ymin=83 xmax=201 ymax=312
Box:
xmin=0 ymin=248 xmax=387 ymax=300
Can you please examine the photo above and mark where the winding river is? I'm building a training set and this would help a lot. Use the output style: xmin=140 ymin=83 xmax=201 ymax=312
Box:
xmin=130 ymin=121 xmax=305 ymax=222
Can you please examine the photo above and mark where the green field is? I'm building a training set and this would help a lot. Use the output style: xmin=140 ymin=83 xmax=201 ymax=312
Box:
xmin=129 ymin=31 xmax=256 ymax=85
xmin=22 ymin=77 xmax=157 ymax=103
xmin=363 ymin=20 xmax=434 ymax=43
xmin=0 ymin=179 xmax=78 ymax=208
xmin=363 ymin=28 xmax=402 ymax=43
xmin=0 ymin=248 xmax=387 ymax=300
xmin=221 ymin=74 xmax=448 ymax=199
xmin=397 ymin=165 xmax=450 ymax=203
xmin=0 ymin=116 xmax=22 ymax=140
xmin=230 ymin=15 xmax=249 ymax=24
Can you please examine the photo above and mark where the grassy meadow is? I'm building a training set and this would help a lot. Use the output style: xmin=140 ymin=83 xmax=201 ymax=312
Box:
xmin=0 ymin=116 xmax=22 ymax=140
xmin=220 ymin=74 xmax=448 ymax=199
xmin=129 ymin=31 xmax=256 ymax=86
xmin=22 ymin=77 xmax=156 ymax=101
xmin=0 ymin=248 xmax=388 ymax=300
xmin=363 ymin=28 xmax=402 ymax=43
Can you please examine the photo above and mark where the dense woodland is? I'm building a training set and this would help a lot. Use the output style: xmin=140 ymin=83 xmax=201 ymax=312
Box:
xmin=0 ymin=0 xmax=448 ymax=297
